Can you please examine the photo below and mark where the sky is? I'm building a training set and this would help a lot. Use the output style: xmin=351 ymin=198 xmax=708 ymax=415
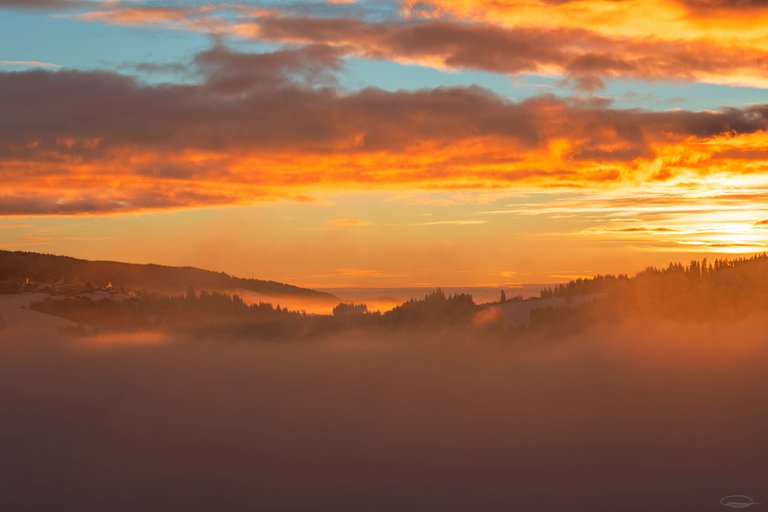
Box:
xmin=1 ymin=0 xmax=767 ymax=288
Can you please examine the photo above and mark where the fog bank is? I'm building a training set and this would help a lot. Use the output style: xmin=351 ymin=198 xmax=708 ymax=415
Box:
xmin=1 ymin=320 xmax=767 ymax=511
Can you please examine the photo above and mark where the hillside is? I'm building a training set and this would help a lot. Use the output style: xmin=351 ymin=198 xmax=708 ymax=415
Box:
xmin=539 ymin=254 xmax=768 ymax=308
xmin=519 ymin=254 xmax=768 ymax=334
xmin=0 ymin=250 xmax=337 ymax=302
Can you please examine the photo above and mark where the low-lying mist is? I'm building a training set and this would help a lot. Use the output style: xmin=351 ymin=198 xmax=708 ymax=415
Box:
xmin=2 ymin=317 xmax=767 ymax=512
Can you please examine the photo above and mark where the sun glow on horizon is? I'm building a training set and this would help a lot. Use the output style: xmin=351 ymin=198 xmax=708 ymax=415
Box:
xmin=1 ymin=0 xmax=767 ymax=287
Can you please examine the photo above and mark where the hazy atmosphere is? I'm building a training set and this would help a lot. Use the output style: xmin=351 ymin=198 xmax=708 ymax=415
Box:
xmin=2 ymin=317 xmax=768 ymax=511
xmin=2 ymin=0 xmax=768 ymax=510
xmin=2 ymin=0 xmax=768 ymax=286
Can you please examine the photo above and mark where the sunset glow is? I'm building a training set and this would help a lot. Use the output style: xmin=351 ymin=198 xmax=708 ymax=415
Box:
xmin=2 ymin=0 xmax=767 ymax=286
xmin=4 ymin=4 xmax=768 ymax=509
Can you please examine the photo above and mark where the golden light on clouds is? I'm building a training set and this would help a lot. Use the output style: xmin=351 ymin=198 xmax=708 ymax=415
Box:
xmin=505 ymin=172 xmax=768 ymax=256
xmin=404 ymin=0 xmax=768 ymax=44
xmin=64 ymin=0 xmax=768 ymax=89
xmin=1 ymin=0 xmax=767 ymax=286
xmin=3 ymin=127 xmax=765 ymax=215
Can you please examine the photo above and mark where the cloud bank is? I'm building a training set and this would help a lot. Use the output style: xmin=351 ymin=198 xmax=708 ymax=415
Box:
xmin=60 ymin=1 xmax=768 ymax=89
xmin=1 ymin=44 xmax=766 ymax=214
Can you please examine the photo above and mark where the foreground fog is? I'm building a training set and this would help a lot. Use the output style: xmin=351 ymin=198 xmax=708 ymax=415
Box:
xmin=1 ymin=320 xmax=767 ymax=511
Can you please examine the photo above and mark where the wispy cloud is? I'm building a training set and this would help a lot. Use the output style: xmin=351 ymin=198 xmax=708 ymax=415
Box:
xmin=0 ymin=60 xmax=61 ymax=68
xmin=327 ymin=218 xmax=370 ymax=228
xmin=59 ymin=1 xmax=768 ymax=89
xmin=477 ymin=178 xmax=768 ymax=254
xmin=411 ymin=220 xmax=488 ymax=226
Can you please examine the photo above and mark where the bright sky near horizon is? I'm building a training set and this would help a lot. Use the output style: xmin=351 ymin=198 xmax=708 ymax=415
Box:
xmin=1 ymin=0 xmax=767 ymax=287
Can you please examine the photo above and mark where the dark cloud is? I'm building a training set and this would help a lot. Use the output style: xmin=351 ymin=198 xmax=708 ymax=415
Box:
xmin=62 ymin=4 xmax=768 ymax=89
xmin=2 ymin=47 xmax=765 ymax=156
xmin=681 ymin=0 xmax=768 ymax=8
xmin=255 ymin=17 xmax=581 ymax=76
xmin=0 ymin=0 xmax=90 ymax=9
xmin=194 ymin=43 xmax=344 ymax=94
xmin=249 ymin=15 xmax=768 ymax=89
xmin=0 ymin=44 xmax=766 ymax=214
xmin=0 ymin=188 xmax=259 ymax=215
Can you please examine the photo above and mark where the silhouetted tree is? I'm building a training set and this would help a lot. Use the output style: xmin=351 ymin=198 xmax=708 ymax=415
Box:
xmin=384 ymin=289 xmax=479 ymax=327
xmin=30 ymin=290 xmax=307 ymax=339
xmin=528 ymin=253 xmax=768 ymax=330
xmin=333 ymin=303 xmax=369 ymax=318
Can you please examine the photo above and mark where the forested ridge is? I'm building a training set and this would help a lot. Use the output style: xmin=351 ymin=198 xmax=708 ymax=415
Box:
xmin=0 ymin=250 xmax=336 ymax=300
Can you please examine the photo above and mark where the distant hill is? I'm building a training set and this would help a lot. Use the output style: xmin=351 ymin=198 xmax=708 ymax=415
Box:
xmin=539 ymin=253 xmax=768 ymax=304
xmin=522 ymin=254 xmax=768 ymax=332
xmin=0 ymin=250 xmax=338 ymax=302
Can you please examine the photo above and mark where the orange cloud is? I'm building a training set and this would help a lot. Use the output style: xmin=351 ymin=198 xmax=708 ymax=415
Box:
xmin=62 ymin=1 xmax=768 ymax=89
xmin=246 ymin=15 xmax=768 ymax=89
xmin=0 ymin=45 xmax=766 ymax=215
xmin=327 ymin=218 xmax=371 ymax=228
xmin=402 ymin=0 xmax=768 ymax=43
xmin=74 ymin=3 xmax=274 ymax=31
